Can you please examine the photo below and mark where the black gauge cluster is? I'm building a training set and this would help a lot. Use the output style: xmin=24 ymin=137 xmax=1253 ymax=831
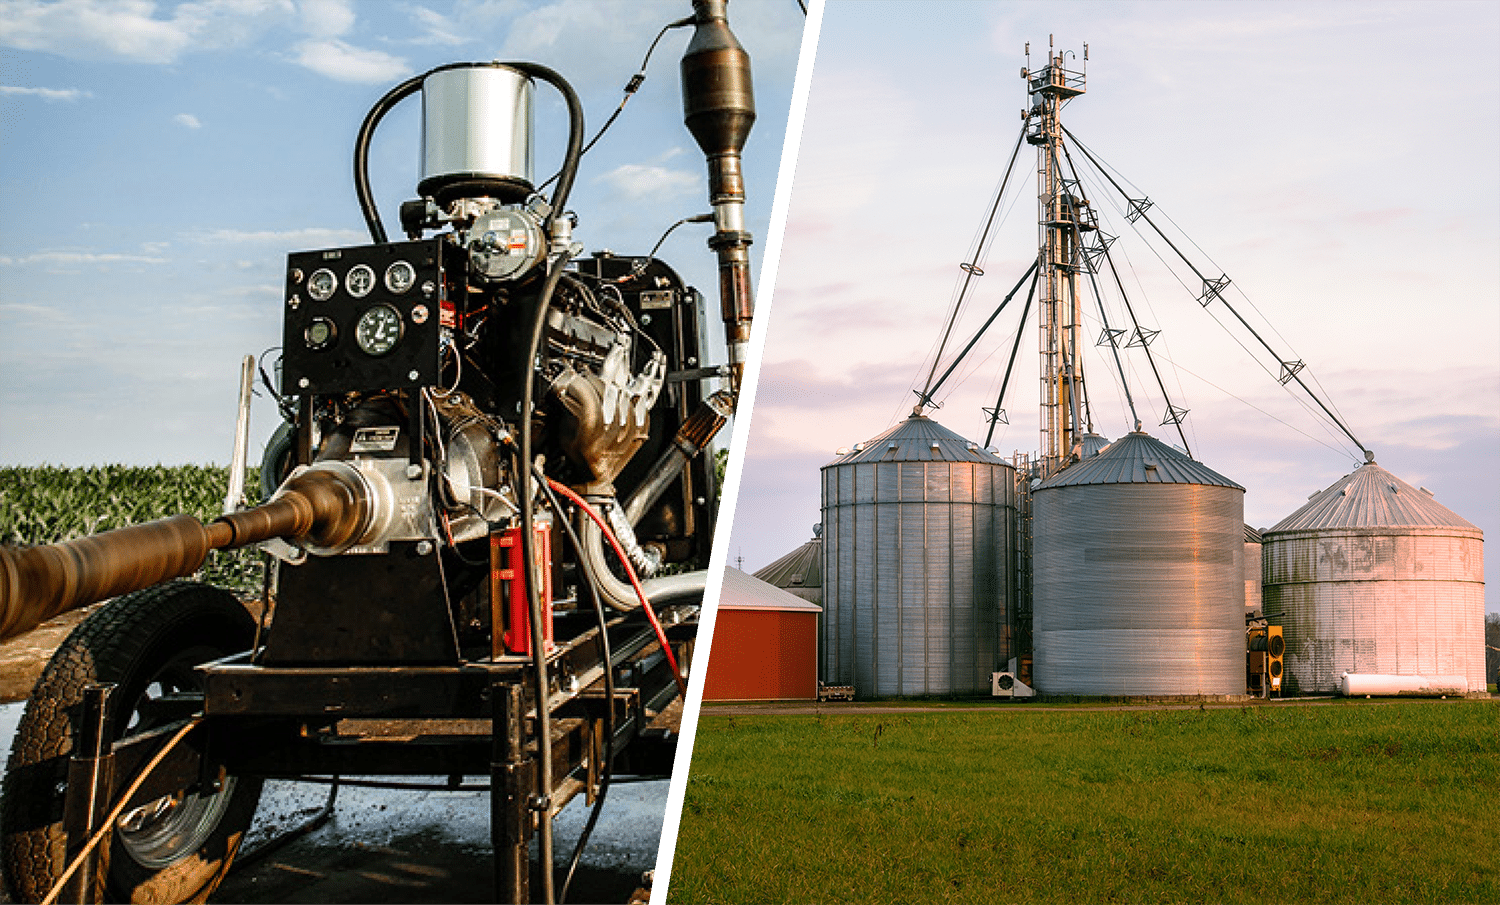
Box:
xmin=281 ymin=238 xmax=460 ymax=395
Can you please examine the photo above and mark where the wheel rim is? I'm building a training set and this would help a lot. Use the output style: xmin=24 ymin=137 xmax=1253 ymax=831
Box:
xmin=116 ymin=779 xmax=238 ymax=869
xmin=111 ymin=647 xmax=238 ymax=870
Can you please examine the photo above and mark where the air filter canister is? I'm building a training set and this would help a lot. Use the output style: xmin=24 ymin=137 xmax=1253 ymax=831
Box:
xmin=419 ymin=63 xmax=534 ymax=205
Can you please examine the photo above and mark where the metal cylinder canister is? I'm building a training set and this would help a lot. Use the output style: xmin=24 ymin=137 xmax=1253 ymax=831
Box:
xmin=419 ymin=63 xmax=535 ymax=204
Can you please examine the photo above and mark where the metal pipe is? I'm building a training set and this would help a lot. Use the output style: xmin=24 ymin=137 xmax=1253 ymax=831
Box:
xmin=223 ymin=354 xmax=255 ymax=516
xmin=622 ymin=390 xmax=732 ymax=525
xmin=61 ymin=683 xmax=115 ymax=905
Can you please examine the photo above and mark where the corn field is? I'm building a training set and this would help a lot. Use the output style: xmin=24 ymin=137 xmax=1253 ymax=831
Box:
xmin=0 ymin=465 xmax=264 ymax=597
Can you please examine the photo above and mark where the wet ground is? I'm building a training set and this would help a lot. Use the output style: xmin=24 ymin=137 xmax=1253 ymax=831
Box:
xmin=0 ymin=607 xmax=667 ymax=904
xmin=0 ymin=699 xmax=664 ymax=903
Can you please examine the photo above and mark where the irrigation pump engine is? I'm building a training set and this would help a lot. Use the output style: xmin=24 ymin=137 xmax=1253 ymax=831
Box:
xmin=0 ymin=2 xmax=757 ymax=902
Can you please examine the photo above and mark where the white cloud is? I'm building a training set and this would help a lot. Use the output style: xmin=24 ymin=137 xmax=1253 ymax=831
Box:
xmin=174 ymin=113 xmax=202 ymax=129
xmin=0 ymin=251 xmax=168 ymax=266
xmin=294 ymin=38 xmax=408 ymax=83
xmin=596 ymin=163 xmax=698 ymax=201
xmin=0 ymin=85 xmax=92 ymax=101
xmin=0 ymin=0 xmax=295 ymax=64
xmin=407 ymin=5 xmax=465 ymax=47
xmin=194 ymin=226 xmax=366 ymax=245
xmin=297 ymin=0 xmax=353 ymax=39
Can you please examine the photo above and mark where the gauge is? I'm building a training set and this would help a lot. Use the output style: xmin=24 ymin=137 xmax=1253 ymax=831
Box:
xmin=355 ymin=304 xmax=403 ymax=356
xmin=385 ymin=260 xmax=416 ymax=294
xmin=304 ymin=317 xmax=337 ymax=350
xmin=308 ymin=268 xmax=337 ymax=301
xmin=346 ymin=264 xmax=376 ymax=298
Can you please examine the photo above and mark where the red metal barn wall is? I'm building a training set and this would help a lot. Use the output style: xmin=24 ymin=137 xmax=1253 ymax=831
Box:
xmin=702 ymin=609 xmax=819 ymax=701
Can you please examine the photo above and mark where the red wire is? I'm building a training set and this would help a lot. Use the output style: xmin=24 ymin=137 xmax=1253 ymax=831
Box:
xmin=545 ymin=479 xmax=687 ymax=697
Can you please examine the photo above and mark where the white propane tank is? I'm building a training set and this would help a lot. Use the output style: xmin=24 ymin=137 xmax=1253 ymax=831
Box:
xmin=1339 ymin=673 xmax=1469 ymax=697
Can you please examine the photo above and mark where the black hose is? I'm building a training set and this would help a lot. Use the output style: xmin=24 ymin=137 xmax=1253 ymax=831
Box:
xmin=517 ymin=258 xmax=571 ymax=905
xmin=505 ymin=60 xmax=586 ymax=905
xmin=506 ymin=62 xmax=585 ymax=228
xmin=231 ymin=778 xmax=340 ymax=871
xmin=537 ymin=471 xmax=615 ymax=905
xmin=353 ymin=62 xmax=583 ymax=244
xmin=353 ymin=73 xmax=424 ymax=244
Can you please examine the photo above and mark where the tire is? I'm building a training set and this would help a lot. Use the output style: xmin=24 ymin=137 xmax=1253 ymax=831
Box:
xmin=1 ymin=581 xmax=262 ymax=904
xmin=258 ymin=420 xmax=295 ymax=502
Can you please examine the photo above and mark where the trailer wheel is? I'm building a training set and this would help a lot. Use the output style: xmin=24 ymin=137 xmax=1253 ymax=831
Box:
xmin=1 ymin=581 xmax=262 ymax=904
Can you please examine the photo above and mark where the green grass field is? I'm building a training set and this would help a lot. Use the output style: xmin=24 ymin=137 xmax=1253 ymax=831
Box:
xmin=671 ymin=701 xmax=1499 ymax=904
xmin=0 ymin=464 xmax=263 ymax=596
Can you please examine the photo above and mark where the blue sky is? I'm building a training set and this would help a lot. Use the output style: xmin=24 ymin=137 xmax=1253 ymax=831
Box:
xmin=728 ymin=0 xmax=1500 ymax=614
xmin=0 ymin=0 xmax=805 ymax=465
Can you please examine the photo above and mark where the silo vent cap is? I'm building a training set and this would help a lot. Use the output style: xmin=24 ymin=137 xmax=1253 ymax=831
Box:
xmin=835 ymin=446 xmax=850 ymax=455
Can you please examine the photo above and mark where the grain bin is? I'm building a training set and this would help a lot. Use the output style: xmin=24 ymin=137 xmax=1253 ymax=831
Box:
xmin=820 ymin=415 xmax=1015 ymax=696
xmin=754 ymin=526 xmax=823 ymax=608
xmin=1261 ymin=459 xmax=1485 ymax=694
xmin=1245 ymin=525 xmax=1263 ymax=611
xmin=1032 ymin=431 xmax=1246 ymax=696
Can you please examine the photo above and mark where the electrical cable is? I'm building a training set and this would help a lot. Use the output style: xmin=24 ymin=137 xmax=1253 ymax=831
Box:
xmin=505 ymin=61 xmax=585 ymax=905
xmin=1063 ymin=124 xmax=1369 ymax=457
xmin=915 ymin=122 xmax=1030 ymax=414
xmin=536 ymin=16 xmax=694 ymax=195
xmin=920 ymin=259 xmax=1039 ymax=407
xmin=612 ymin=213 xmax=714 ymax=283
xmin=40 ymin=717 xmax=205 ymax=905
xmin=231 ymin=779 xmax=339 ymax=871
xmin=538 ymin=476 xmax=616 ymax=905
xmin=544 ymin=477 xmax=686 ymax=698
xmin=517 ymin=258 xmax=569 ymax=905
xmin=984 ymin=264 xmax=1041 ymax=447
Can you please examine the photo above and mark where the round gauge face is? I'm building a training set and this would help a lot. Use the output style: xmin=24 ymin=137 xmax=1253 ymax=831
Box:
xmin=346 ymin=264 xmax=376 ymax=298
xmin=307 ymin=268 xmax=337 ymax=302
xmin=304 ymin=317 xmax=336 ymax=350
xmin=355 ymin=304 xmax=403 ymax=356
xmin=385 ymin=260 xmax=416 ymax=294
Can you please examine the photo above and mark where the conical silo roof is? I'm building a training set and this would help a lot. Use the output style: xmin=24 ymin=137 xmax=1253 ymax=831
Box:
xmin=1080 ymin=432 xmax=1111 ymax=458
xmin=824 ymin=414 xmax=1003 ymax=466
xmin=1267 ymin=461 xmax=1480 ymax=534
xmin=1038 ymin=431 xmax=1243 ymax=489
xmin=754 ymin=530 xmax=822 ymax=592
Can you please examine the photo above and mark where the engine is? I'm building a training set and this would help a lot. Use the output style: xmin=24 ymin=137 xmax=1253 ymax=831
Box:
xmin=257 ymin=57 xmax=736 ymax=660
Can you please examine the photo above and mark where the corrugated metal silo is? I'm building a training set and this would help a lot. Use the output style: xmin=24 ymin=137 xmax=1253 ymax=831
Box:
xmin=753 ymin=527 xmax=822 ymax=608
xmin=1032 ymin=431 xmax=1246 ymax=696
xmin=1244 ymin=525 xmax=1263 ymax=611
xmin=1261 ymin=461 xmax=1485 ymax=693
xmin=820 ymin=415 xmax=1015 ymax=696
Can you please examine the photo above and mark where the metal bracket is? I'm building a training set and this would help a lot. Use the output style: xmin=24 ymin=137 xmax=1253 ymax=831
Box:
xmin=1199 ymin=275 xmax=1231 ymax=307
xmin=1127 ymin=327 xmax=1160 ymax=348
xmin=1278 ymin=359 xmax=1306 ymax=385
xmin=1125 ymin=197 xmax=1153 ymax=223
xmin=1160 ymin=404 xmax=1190 ymax=427
xmin=1096 ymin=327 xmax=1125 ymax=348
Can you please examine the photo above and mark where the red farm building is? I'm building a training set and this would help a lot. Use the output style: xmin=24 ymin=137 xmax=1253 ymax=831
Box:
xmin=701 ymin=567 xmax=822 ymax=701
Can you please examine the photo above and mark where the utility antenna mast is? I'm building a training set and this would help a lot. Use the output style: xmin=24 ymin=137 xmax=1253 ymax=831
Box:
xmin=1023 ymin=39 xmax=1093 ymax=478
